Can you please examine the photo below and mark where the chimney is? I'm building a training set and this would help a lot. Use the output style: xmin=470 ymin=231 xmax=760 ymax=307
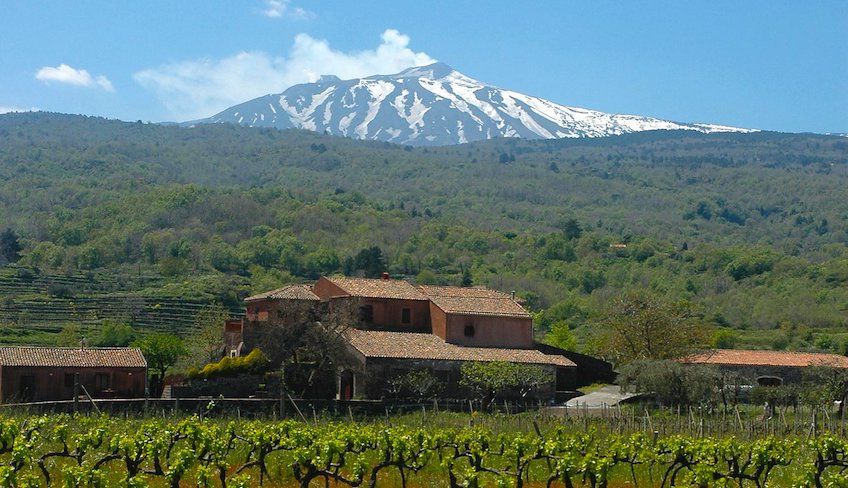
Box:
xmin=381 ymin=272 xmax=390 ymax=280
xmin=511 ymin=290 xmax=516 ymax=300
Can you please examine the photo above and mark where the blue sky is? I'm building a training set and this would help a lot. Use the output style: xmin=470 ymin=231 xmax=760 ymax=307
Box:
xmin=1 ymin=0 xmax=846 ymax=132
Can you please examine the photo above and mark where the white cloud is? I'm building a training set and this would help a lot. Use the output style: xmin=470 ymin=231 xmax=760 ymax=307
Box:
xmin=35 ymin=64 xmax=114 ymax=92
xmin=0 ymin=106 xmax=38 ymax=114
xmin=134 ymin=29 xmax=435 ymax=120
xmin=261 ymin=0 xmax=312 ymax=19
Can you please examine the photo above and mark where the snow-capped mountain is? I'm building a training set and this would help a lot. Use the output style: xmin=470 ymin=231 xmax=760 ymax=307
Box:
xmin=193 ymin=62 xmax=755 ymax=146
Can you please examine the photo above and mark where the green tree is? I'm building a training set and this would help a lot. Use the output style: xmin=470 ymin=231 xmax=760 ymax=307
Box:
xmin=92 ymin=321 xmax=137 ymax=347
xmin=544 ymin=321 xmax=577 ymax=351
xmin=134 ymin=333 xmax=187 ymax=378
xmin=56 ymin=324 xmax=84 ymax=347
xmin=711 ymin=328 xmax=738 ymax=349
xmin=801 ymin=366 xmax=848 ymax=414
xmin=0 ymin=228 xmax=22 ymax=263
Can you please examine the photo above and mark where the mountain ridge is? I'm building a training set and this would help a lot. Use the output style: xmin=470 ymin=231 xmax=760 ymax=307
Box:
xmin=191 ymin=62 xmax=756 ymax=146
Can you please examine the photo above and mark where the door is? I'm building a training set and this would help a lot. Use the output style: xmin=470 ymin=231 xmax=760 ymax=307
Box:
xmin=339 ymin=370 xmax=354 ymax=400
xmin=19 ymin=375 xmax=35 ymax=402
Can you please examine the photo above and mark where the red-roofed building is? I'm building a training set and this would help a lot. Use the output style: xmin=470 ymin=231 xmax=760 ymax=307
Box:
xmin=681 ymin=349 xmax=848 ymax=385
xmin=0 ymin=346 xmax=147 ymax=403
xmin=232 ymin=275 xmax=610 ymax=400
xmin=314 ymin=276 xmax=431 ymax=331
xmin=420 ymin=285 xmax=533 ymax=348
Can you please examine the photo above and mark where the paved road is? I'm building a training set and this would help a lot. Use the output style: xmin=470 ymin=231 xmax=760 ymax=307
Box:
xmin=562 ymin=385 xmax=640 ymax=408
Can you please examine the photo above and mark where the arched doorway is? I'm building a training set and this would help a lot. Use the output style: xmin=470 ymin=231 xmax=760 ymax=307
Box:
xmin=757 ymin=376 xmax=783 ymax=387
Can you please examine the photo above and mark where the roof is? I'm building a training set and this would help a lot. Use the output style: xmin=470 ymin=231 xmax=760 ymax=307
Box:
xmin=245 ymin=284 xmax=319 ymax=302
xmin=347 ymin=330 xmax=575 ymax=367
xmin=325 ymin=276 xmax=429 ymax=300
xmin=681 ymin=349 xmax=848 ymax=369
xmin=419 ymin=285 xmax=531 ymax=318
xmin=0 ymin=347 xmax=147 ymax=368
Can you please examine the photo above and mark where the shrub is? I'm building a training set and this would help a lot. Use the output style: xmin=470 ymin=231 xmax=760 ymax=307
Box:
xmin=619 ymin=360 xmax=721 ymax=407
xmin=460 ymin=361 xmax=553 ymax=404
xmin=387 ymin=370 xmax=441 ymax=400
xmin=711 ymin=328 xmax=738 ymax=349
xmin=189 ymin=349 xmax=271 ymax=380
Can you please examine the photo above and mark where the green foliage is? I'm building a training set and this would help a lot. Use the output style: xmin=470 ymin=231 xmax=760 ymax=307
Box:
xmin=595 ymin=292 xmax=709 ymax=364
xmin=711 ymin=328 xmax=739 ymax=349
xmin=133 ymin=333 xmax=187 ymax=377
xmin=0 ymin=114 xmax=847 ymax=348
xmin=91 ymin=321 xmax=137 ymax=347
xmin=544 ymin=321 xmax=577 ymax=351
xmin=188 ymin=349 xmax=270 ymax=380
xmin=387 ymin=369 xmax=442 ymax=400
xmin=749 ymin=385 xmax=799 ymax=407
xmin=55 ymin=324 xmax=83 ymax=347
xmin=726 ymin=248 xmax=778 ymax=280
xmin=619 ymin=360 xmax=721 ymax=406
xmin=0 ymin=229 xmax=21 ymax=264
xmin=459 ymin=361 xmax=553 ymax=403
xmin=0 ymin=413 xmax=842 ymax=487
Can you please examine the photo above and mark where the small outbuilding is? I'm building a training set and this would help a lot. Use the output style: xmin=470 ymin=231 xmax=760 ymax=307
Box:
xmin=342 ymin=329 xmax=576 ymax=400
xmin=0 ymin=346 xmax=147 ymax=403
xmin=681 ymin=349 xmax=848 ymax=386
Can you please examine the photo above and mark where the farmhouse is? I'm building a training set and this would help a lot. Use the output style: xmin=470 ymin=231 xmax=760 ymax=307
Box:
xmin=228 ymin=275 xmax=602 ymax=400
xmin=681 ymin=349 xmax=848 ymax=385
xmin=0 ymin=346 xmax=147 ymax=403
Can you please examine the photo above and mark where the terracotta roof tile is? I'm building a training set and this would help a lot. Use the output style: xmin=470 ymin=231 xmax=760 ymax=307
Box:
xmin=347 ymin=330 xmax=575 ymax=367
xmin=419 ymin=285 xmax=530 ymax=318
xmin=0 ymin=347 xmax=147 ymax=368
xmin=245 ymin=284 xmax=319 ymax=302
xmin=327 ymin=277 xmax=428 ymax=300
xmin=681 ymin=349 xmax=848 ymax=368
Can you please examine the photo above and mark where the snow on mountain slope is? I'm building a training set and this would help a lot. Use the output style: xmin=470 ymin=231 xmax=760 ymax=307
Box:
xmin=192 ymin=62 xmax=755 ymax=146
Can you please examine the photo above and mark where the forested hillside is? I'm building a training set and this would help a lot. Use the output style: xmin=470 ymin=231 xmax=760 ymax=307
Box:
xmin=0 ymin=112 xmax=846 ymax=352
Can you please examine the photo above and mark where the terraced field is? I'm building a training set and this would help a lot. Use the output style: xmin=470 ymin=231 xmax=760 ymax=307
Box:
xmin=0 ymin=266 xmax=244 ymax=344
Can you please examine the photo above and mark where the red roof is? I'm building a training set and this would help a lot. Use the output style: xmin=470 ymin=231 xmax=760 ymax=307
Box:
xmin=0 ymin=347 xmax=147 ymax=368
xmin=245 ymin=284 xmax=319 ymax=302
xmin=419 ymin=285 xmax=530 ymax=318
xmin=325 ymin=276 xmax=429 ymax=300
xmin=682 ymin=349 xmax=848 ymax=368
xmin=347 ymin=330 xmax=575 ymax=367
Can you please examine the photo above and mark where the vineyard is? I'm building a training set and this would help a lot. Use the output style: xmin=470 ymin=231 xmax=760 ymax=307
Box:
xmin=0 ymin=413 xmax=847 ymax=487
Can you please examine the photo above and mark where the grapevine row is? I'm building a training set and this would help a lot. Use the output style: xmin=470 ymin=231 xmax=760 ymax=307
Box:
xmin=0 ymin=415 xmax=844 ymax=487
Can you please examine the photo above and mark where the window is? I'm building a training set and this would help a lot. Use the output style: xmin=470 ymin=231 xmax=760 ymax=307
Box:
xmin=358 ymin=305 xmax=374 ymax=323
xmin=64 ymin=373 xmax=75 ymax=388
xmin=401 ymin=308 xmax=411 ymax=324
xmin=464 ymin=324 xmax=475 ymax=337
xmin=94 ymin=373 xmax=110 ymax=391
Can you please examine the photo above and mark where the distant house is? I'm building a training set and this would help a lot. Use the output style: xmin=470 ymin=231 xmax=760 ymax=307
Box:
xmin=681 ymin=349 xmax=848 ymax=386
xmin=0 ymin=347 xmax=147 ymax=403
xmin=229 ymin=274 xmax=613 ymax=400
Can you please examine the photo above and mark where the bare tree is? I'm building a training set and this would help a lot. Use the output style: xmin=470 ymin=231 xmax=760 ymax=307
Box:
xmin=188 ymin=303 xmax=231 ymax=365
xmin=249 ymin=298 xmax=359 ymax=396
xmin=595 ymin=291 xmax=708 ymax=364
